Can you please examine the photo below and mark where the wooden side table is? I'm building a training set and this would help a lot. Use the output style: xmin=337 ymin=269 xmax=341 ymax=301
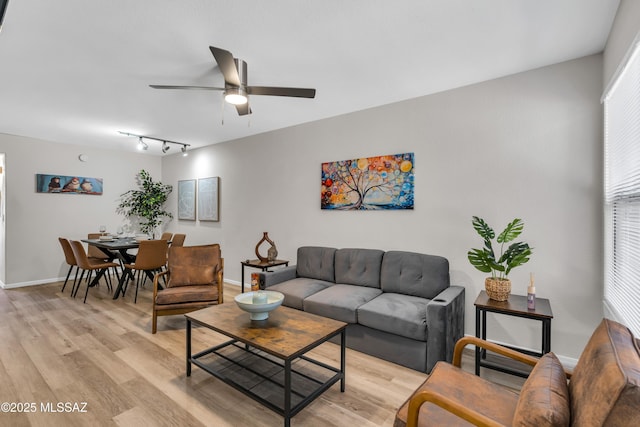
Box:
xmin=240 ymin=259 xmax=290 ymax=292
xmin=474 ymin=290 xmax=553 ymax=378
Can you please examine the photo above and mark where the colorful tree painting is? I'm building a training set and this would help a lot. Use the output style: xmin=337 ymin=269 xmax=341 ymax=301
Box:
xmin=321 ymin=153 xmax=414 ymax=210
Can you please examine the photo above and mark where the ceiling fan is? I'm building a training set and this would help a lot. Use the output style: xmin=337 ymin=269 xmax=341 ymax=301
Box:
xmin=150 ymin=46 xmax=316 ymax=116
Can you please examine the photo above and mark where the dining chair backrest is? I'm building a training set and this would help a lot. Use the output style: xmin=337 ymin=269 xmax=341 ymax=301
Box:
xmin=87 ymin=233 xmax=108 ymax=260
xmin=58 ymin=237 xmax=77 ymax=266
xmin=171 ymin=233 xmax=186 ymax=247
xmin=160 ymin=232 xmax=173 ymax=241
xmin=70 ymin=240 xmax=93 ymax=270
xmin=133 ymin=240 xmax=169 ymax=270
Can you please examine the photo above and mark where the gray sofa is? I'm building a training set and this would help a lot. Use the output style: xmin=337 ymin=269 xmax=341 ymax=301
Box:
xmin=258 ymin=246 xmax=465 ymax=373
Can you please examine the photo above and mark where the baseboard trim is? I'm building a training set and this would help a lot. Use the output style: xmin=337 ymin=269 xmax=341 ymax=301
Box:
xmin=1 ymin=277 xmax=64 ymax=289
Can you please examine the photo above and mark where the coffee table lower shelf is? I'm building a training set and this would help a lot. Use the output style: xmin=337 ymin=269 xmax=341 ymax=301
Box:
xmin=187 ymin=325 xmax=345 ymax=427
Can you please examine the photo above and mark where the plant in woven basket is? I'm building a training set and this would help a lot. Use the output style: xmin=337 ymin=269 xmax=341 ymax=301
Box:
xmin=467 ymin=216 xmax=533 ymax=300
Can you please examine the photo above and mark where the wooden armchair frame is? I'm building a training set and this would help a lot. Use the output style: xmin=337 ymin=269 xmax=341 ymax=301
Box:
xmin=406 ymin=336 xmax=572 ymax=427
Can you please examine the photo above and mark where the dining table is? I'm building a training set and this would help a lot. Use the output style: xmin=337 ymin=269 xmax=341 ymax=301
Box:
xmin=82 ymin=237 xmax=160 ymax=300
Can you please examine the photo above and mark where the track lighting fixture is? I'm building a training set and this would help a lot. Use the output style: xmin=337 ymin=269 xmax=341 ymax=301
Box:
xmin=119 ymin=131 xmax=190 ymax=155
xmin=137 ymin=137 xmax=148 ymax=151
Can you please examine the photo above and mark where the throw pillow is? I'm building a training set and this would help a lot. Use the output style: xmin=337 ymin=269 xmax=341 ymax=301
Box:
xmin=512 ymin=352 xmax=570 ymax=427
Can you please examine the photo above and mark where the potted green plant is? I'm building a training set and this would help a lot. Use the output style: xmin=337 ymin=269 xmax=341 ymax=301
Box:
xmin=117 ymin=170 xmax=173 ymax=239
xmin=467 ymin=216 xmax=533 ymax=301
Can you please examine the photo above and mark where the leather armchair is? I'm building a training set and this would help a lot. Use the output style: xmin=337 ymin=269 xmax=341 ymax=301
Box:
xmin=152 ymin=244 xmax=223 ymax=333
xmin=395 ymin=318 xmax=640 ymax=427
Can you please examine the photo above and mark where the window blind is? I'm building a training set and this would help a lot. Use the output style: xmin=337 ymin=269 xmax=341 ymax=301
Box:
xmin=603 ymin=36 xmax=640 ymax=337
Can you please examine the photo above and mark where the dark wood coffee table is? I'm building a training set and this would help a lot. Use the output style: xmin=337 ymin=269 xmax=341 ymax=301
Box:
xmin=185 ymin=304 xmax=347 ymax=427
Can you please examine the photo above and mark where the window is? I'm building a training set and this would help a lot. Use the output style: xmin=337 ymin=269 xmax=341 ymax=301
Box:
xmin=603 ymin=36 xmax=640 ymax=337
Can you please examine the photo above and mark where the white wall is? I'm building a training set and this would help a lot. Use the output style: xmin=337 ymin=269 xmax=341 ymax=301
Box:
xmin=0 ymin=133 xmax=161 ymax=286
xmin=162 ymin=54 xmax=603 ymax=360
xmin=603 ymin=0 xmax=640 ymax=87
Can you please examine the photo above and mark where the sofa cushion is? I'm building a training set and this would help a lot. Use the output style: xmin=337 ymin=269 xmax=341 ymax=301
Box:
xmin=380 ymin=251 xmax=449 ymax=299
xmin=568 ymin=318 xmax=640 ymax=426
xmin=512 ymin=352 xmax=570 ymax=427
xmin=334 ymin=248 xmax=384 ymax=288
xmin=358 ymin=293 xmax=428 ymax=341
xmin=268 ymin=277 xmax=333 ymax=310
xmin=303 ymin=284 xmax=382 ymax=323
xmin=296 ymin=246 xmax=337 ymax=282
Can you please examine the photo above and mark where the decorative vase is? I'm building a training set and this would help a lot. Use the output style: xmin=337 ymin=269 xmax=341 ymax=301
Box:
xmin=267 ymin=244 xmax=278 ymax=262
xmin=485 ymin=277 xmax=511 ymax=301
xmin=255 ymin=232 xmax=277 ymax=263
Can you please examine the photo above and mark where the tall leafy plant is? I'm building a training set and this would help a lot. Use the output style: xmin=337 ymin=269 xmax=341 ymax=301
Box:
xmin=117 ymin=170 xmax=173 ymax=238
xmin=467 ymin=216 xmax=532 ymax=280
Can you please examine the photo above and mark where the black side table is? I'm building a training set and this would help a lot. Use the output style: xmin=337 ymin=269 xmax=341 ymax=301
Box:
xmin=474 ymin=290 xmax=553 ymax=378
xmin=240 ymin=259 xmax=289 ymax=292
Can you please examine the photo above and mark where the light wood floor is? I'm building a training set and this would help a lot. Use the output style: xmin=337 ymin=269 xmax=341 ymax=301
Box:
xmin=0 ymin=278 xmax=523 ymax=426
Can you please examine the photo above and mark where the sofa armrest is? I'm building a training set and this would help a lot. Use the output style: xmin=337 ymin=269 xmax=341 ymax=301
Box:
xmin=258 ymin=265 xmax=297 ymax=288
xmin=425 ymin=286 xmax=465 ymax=373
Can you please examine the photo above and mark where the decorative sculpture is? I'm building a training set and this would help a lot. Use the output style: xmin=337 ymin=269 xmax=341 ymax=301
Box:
xmin=255 ymin=232 xmax=278 ymax=263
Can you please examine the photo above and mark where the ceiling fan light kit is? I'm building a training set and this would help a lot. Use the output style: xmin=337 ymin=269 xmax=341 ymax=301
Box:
xmin=150 ymin=45 xmax=316 ymax=117
xmin=224 ymin=87 xmax=248 ymax=105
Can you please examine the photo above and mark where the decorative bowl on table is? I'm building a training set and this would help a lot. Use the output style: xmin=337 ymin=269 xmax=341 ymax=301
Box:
xmin=234 ymin=290 xmax=284 ymax=320
xmin=99 ymin=235 xmax=114 ymax=241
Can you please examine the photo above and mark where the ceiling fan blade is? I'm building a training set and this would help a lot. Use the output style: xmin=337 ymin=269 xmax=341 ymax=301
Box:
xmin=149 ymin=85 xmax=224 ymax=91
xmin=235 ymin=103 xmax=252 ymax=116
xmin=209 ymin=46 xmax=241 ymax=86
xmin=247 ymin=86 xmax=316 ymax=98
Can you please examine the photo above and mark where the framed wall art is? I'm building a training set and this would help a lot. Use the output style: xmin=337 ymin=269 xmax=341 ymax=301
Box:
xmin=177 ymin=179 xmax=196 ymax=220
xmin=36 ymin=174 xmax=103 ymax=195
xmin=321 ymin=152 xmax=414 ymax=210
xmin=198 ymin=177 xmax=219 ymax=222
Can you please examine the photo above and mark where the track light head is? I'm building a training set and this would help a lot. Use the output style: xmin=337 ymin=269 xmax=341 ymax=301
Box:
xmin=137 ymin=137 xmax=148 ymax=151
xmin=181 ymin=145 xmax=188 ymax=157
xmin=161 ymin=141 xmax=170 ymax=153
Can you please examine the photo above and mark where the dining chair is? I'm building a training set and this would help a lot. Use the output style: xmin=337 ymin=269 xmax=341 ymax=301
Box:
xmin=171 ymin=233 xmax=186 ymax=247
xmin=69 ymin=240 xmax=119 ymax=303
xmin=122 ymin=239 xmax=169 ymax=303
xmin=160 ymin=232 xmax=173 ymax=241
xmin=87 ymin=232 xmax=123 ymax=279
xmin=58 ymin=237 xmax=79 ymax=293
xmin=87 ymin=233 xmax=110 ymax=262
xmin=152 ymin=244 xmax=223 ymax=333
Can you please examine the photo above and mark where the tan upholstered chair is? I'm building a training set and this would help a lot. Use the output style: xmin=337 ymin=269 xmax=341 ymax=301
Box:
xmin=122 ymin=239 xmax=168 ymax=303
xmin=160 ymin=232 xmax=173 ymax=241
xmin=395 ymin=318 xmax=640 ymax=427
xmin=87 ymin=233 xmax=110 ymax=262
xmin=152 ymin=244 xmax=223 ymax=333
xmin=69 ymin=240 xmax=119 ymax=303
xmin=58 ymin=237 xmax=79 ymax=293
xmin=170 ymin=233 xmax=186 ymax=247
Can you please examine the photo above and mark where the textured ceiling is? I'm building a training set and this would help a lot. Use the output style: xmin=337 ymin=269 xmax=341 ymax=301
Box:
xmin=0 ymin=0 xmax=620 ymax=154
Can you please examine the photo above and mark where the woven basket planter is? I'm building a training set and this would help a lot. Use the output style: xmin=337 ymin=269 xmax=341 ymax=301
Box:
xmin=485 ymin=277 xmax=511 ymax=301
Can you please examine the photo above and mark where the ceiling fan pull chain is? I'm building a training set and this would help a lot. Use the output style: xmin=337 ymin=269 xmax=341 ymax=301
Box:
xmin=221 ymin=94 xmax=225 ymax=125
